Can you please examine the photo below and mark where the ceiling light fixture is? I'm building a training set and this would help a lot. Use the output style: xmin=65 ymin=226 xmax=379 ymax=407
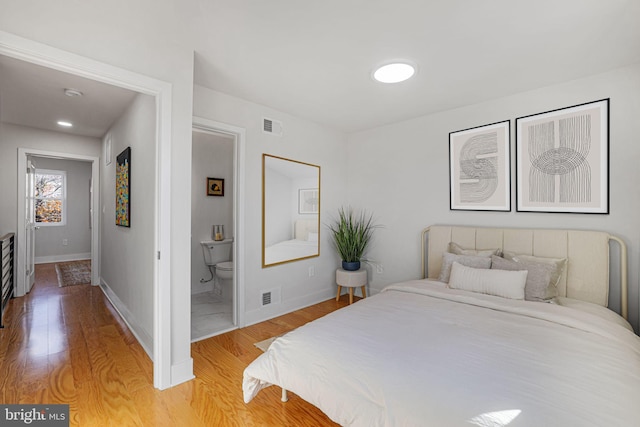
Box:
xmin=64 ymin=88 xmax=83 ymax=97
xmin=372 ymin=62 xmax=416 ymax=83
xmin=57 ymin=121 xmax=73 ymax=127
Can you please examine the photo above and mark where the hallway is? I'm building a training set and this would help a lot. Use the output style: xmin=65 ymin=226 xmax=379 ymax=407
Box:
xmin=0 ymin=263 xmax=154 ymax=425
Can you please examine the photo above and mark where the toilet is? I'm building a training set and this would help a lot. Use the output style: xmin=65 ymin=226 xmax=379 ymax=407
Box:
xmin=200 ymin=238 xmax=234 ymax=280
xmin=214 ymin=261 xmax=233 ymax=280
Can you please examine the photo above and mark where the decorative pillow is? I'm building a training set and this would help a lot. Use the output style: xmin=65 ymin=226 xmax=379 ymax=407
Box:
xmin=307 ymin=232 xmax=318 ymax=242
xmin=502 ymin=252 xmax=567 ymax=299
xmin=438 ymin=252 xmax=492 ymax=283
xmin=448 ymin=242 xmax=502 ymax=257
xmin=449 ymin=262 xmax=527 ymax=300
xmin=490 ymin=255 xmax=554 ymax=302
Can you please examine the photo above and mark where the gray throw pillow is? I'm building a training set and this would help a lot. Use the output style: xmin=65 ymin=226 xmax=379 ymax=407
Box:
xmin=502 ymin=252 xmax=567 ymax=299
xmin=448 ymin=242 xmax=502 ymax=257
xmin=438 ymin=252 xmax=492 ymax=283
xmin=491 ymin=255 xmax=554 ymax=302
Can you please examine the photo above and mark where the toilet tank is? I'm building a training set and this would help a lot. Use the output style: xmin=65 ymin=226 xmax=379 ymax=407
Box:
xmin=201 ymin=238 xmax=233 ymax=266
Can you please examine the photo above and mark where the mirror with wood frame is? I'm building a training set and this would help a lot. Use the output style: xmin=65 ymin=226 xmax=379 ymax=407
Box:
xmin=262 ymin=154 xmax=320 ymax=267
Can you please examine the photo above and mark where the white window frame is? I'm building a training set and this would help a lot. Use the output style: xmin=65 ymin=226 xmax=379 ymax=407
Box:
xmin=35 ymin=168 xmax=67 ymax=226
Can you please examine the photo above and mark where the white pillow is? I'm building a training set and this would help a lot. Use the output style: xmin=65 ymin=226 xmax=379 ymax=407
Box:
xmin=307 ymin=232 xmax=318 ymax=242
xmin=448 ymin=262 xmax=528 ymax=300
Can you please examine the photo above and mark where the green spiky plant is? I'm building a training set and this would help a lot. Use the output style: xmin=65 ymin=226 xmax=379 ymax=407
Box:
xmin=327 ymin=207 xmax=379 ymax=264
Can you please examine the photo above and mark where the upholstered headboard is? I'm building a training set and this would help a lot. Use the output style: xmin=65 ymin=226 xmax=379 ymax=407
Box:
xmin=294 ymin=219 xmax=319 ymax=241
xmin=421 ymin=225 xmax=628 ymax=319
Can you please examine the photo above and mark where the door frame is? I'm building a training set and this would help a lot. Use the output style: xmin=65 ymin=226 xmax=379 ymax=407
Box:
xmin=192 ymin=117 xmax=246 ymax=328
xmin=1 ymin=30 xmax=174 ymax=390
xmin=15 ymin=147 xmax=100 ymax=297
xmin=17 ymin=149 xmax=100 ymax=290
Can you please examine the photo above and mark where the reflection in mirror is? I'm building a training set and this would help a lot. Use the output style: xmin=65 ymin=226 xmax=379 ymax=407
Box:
xmin=262 ymin=154 xmax=320 ymax=267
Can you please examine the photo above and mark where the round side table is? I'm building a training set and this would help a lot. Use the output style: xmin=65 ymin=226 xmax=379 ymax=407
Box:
xmin=335 ymin=268 xmax=367 ymax=305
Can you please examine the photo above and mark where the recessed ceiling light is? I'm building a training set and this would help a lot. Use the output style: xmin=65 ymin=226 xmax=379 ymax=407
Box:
xmin=57 ymin=121 xmax=73 ymax=127
xmin=372 ymin=62 xmax=416 ymax=83
xmin=64 ymin=88 xmax=83 ymax=97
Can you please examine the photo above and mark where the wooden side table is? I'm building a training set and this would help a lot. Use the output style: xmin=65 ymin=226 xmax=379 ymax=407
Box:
xmin=336 ymin=268 xmax=367 ymax=305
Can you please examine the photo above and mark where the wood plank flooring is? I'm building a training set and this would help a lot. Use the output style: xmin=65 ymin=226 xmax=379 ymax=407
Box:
xmin=0 ymin=263 xmax=353 ymax=425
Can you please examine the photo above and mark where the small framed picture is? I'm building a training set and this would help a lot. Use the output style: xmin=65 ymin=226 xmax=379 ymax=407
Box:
xmin=207 ymin=177 xmax=224 ymax=197
xmin=298 ymin=188 xmax=319 ymax=214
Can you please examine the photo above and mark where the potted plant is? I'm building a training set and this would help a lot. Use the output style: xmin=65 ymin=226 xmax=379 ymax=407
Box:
xmin=328 ymin=206 xmax=379 ymax=271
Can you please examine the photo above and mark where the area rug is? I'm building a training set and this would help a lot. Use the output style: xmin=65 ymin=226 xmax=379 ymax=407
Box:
xmin=55 ymin=259 xmax=91 ymax=287
xmin=254 ymin=334 xmax=284 ymax=352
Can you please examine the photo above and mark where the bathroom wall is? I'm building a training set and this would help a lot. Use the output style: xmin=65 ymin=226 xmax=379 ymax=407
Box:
xmin=191 ymin=130 xmax=234 ymax=295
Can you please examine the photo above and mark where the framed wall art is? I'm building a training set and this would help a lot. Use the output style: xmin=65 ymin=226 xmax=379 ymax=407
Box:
xmin=449 ymin=120 xmax=511 ymax=211
xmin=115 ymin=147 xmax=131 ymax=227
xmin=515 ymin=99 xmax=609 ymax=214
xmin=207 ymin=177 xmax=224 ymax=196
xmin=298 ymin=188 xmax=319 ymax=214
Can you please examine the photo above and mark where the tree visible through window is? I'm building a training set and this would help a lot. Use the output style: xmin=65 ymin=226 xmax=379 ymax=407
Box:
xmin=35 ymin=169 xmax=66 ymax=225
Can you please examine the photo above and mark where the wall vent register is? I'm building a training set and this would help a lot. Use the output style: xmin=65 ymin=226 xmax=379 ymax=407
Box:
xmin=263 ymin=118 xmax=283 ymax=136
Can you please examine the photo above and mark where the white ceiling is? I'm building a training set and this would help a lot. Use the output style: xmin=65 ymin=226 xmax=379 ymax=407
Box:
xmin=0 ymin=55 xmax=137 ymax=138
xmin=1 ymin=1 xmax=639 ymax=138
xmin=192 ymin=0 xmax=640 ymax=133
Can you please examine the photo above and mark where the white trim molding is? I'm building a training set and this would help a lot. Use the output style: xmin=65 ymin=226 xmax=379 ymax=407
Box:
xmin=1 ymin=30 xmax=175 ymax=390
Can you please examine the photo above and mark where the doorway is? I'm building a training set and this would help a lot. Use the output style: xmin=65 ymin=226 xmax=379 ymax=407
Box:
xmin=18 ymin=149 xmax=100 ymax=292
xmin=192 ymin=117 xmax=246 ymax=338
xmin=1 ymin=32 xmax=174 ymax=389
xmin=191 ymin=130 xmax=235 ymax=340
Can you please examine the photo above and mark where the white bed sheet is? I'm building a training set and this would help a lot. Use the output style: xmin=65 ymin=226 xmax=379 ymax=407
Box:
xmin=243 ymin=280 xmax=640 ymax=426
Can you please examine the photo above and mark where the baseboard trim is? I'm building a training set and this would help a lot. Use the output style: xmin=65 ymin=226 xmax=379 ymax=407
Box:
xmin=35 ymin=253 xmax=91 ymax=264
xmin=99 ymin=277 xmax=153 ymax=359
xmin=171 ymin=358 xmax=195 ymax=387
xmin=244 ymin=287 xmax=335 ymax=327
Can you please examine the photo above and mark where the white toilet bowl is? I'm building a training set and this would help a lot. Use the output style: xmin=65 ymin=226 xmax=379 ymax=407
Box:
xmin=215 ymin=261 xmax=233 ymax=280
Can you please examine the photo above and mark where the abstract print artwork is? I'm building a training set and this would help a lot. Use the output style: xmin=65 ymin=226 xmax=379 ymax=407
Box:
xmin=116 ymin=147 xmax=131 ymax=227
xmin=449 ymin=120 xmax=511 ymax=211
xmin=516 ymin=99 xmax=609 ymax=213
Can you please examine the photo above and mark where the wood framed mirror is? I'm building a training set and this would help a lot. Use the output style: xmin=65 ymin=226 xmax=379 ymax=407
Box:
xmin=262 ymin=154 xmax=320 ymax=267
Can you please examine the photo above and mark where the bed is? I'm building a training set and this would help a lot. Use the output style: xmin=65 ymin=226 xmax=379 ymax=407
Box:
xmin=263 ymin=219 xmax=319 ymax=265
xmin=244 ymin=225 xmax=640 ymax=426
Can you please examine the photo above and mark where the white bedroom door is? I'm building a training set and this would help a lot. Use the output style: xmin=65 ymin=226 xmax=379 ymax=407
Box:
xmin=24 ymin=158 xmax=36 ymax=293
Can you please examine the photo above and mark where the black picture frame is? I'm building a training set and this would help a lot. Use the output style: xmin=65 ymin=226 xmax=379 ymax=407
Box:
xmin=515 ymin=99 xmax=609 ymax=214
xmin=115 ymin=147 xmax=131 ymax=227
xmin=207 ymin=177 xmax=224 ymax=196
xmin=449 ymin=120 xmax=511 ymax=211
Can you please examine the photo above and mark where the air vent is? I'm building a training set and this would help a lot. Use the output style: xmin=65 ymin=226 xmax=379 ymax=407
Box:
xmin=261 ymin=287 xmax=281 ymax=307
xmin=262 ymin=291 xmax=272 ymax=306
xmin=263 ymin=118 xmax=283 ymax=136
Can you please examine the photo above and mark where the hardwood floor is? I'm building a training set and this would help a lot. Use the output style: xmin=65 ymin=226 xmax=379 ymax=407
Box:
xmin=0 ymin=263 xmax=353 ymax=426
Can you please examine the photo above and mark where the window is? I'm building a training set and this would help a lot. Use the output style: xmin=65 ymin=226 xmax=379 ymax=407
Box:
xmin=35 ymin=169 xmax=66 ymax=225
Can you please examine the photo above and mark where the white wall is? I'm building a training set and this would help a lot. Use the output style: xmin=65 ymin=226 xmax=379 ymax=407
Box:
xmin=347 ymin=63 xmax=640 ymax=331
xmin=191 ymin=131 xmax=234 ymax=294
xmin=0 ymin=123 xmax=101 ymax=236
xmin=33 ymin=157 xmax=92 ymax=263
xmin=100 ymin=93 xmax=156 ymax=352
xmin=193 ymin=85 xmax=349 ymax=325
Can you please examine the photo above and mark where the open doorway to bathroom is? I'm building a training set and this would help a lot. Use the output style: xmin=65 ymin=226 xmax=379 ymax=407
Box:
xmin=191 ymin=128 xmax=236 ymax=341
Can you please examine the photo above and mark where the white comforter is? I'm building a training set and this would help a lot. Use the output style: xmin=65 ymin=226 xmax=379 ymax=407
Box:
xmin=243 ymin=280 xmax=640 ymax=426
